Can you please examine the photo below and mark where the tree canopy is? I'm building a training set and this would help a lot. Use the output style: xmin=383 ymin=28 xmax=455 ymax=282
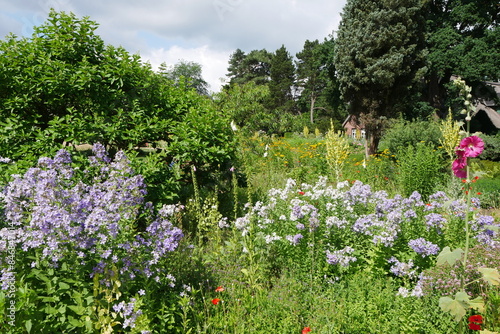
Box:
xmin=334 ymin=0 xmax=427 ymax=155
xmin=160 ymin=60 xmax=209 ymax=95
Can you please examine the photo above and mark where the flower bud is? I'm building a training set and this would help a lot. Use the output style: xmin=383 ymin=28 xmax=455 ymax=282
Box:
xmin=460 ymin=109 xmax=467 ymax=115
xmin=465 ymin=116 xmax=471 ymax=122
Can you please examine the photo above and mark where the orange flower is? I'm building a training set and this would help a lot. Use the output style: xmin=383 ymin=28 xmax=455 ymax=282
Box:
xmin=211 ymin=298 xmax=221 ymax=305
xmin=302 ymin=327 xmax=312 ymax=334
xmin=215 ymin=286 xmax=224 ymax=292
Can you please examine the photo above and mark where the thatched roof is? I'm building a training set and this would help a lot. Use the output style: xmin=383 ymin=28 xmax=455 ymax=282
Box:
xmin=474 ymin=101 xmax=500 ymax=129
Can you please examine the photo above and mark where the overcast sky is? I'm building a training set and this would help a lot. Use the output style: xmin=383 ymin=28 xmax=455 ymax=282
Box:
xmin=0 ymin=0 xmax=346 ymax=92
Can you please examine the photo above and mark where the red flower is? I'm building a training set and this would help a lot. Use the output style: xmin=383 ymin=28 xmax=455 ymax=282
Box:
xmin=215 ymin=286 xmax=224 ymax=292
xmin=468 ymin=315 xmax=483 ymax=324
xmin=298 ymin=191 xmax=305 ymax=195
xmin=302 ymin=327 xmax=312 ymax=334
xmin=468 ymin=323 xmax=481 ymax=330
xmin=211 ymin=298 xmax=221 ymax=305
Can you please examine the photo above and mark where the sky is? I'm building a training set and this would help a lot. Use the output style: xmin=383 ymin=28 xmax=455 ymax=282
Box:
xmin=0 ymin=0 xmax=347 ymax=93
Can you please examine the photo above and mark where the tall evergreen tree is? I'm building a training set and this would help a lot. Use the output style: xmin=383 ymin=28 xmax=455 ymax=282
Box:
xmin=225 ymin=49 xmax=271 ymax=87
xmin=267 ymin=45 xmax=295 ymax=111
xmin=334 ymin=0 xmax=427 ymax=156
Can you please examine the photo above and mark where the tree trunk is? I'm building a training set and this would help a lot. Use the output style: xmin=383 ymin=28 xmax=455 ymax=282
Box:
xmin=365 ymin=131 xmax=380 ymax=158
xmin=309 ymin=94 xmax=316 ymax=124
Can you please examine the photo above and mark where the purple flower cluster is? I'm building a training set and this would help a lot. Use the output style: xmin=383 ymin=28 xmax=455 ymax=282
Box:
xmin=408 ymin=238 xmax=440 ymax=257
xmin=326 ymin=246 xmax=357 ymax=267
xmin=0 ymin=145 xmax=183 ymax=287
xmin=387 ymin=257 xmax=416 ymax=278
xmin=113 ymin=298 xmax=143 ymax=329
xmin=424 ymin=213 xmax=447 ymax=233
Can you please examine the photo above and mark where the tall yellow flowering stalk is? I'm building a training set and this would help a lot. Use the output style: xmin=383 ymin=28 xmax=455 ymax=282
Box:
xmin=325 ymin=120 xmax=350 ymax=183
xmin=439 ymin=110 xmax=462 ymax=164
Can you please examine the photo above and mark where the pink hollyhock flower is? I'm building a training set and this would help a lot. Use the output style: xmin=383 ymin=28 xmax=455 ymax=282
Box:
xmin=452 ymin=157 xmax=467 ymax=178
xmin=459 ymin=136 xmax=484 ymax=158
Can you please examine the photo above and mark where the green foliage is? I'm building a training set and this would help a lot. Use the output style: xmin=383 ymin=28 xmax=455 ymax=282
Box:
xmin=225 ymin=49 xmax=272 ymax=86
xmin=479 ymin=133 xmax=500 ymax=162
xmin=334 ymin=0 xmax=427 ymax=154
xmin=266 ymin=45 xmax=295 ymax=112
xmin=160 ymin=60 xmax=209 ymax=96
xmin=397 ymin=142 xmax=445 ymax=200
xmin=0 ymin=10 xmax=236 ymax=205
xmin=475 ymin=176 xmax=500 ymax=209
xmin=381 ymin=119 xmax=443 ymax=156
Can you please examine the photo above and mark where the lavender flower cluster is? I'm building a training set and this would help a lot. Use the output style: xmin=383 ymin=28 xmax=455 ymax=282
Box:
xmin=230 ymin=176 xmax=499 ymax=281
xmin=0 ymin=144 xmax=183 ymax=287
xmin=326 ymin=246 xmax=357 ymax=267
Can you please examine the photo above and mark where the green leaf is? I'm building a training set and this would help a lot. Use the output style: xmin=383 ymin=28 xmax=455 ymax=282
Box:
xmin=436 ymin=246 xmax=463 ymax=266
xmin=439 ymin=296 xmax=467 ymax=322
xmin=59 ymin=282 xmax=70 ymax=290
xmin=478 ymin=267 xmax=500 ymax=286
xmin=25 ymin=319 xmax=32 ymax=333
xmin=68 ymin=305 xmax=86 ymax=316
xmin=469 ymin=296 xmax=485 ymax=313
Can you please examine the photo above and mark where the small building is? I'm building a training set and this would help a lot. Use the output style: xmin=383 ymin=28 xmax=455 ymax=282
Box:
xmin=342 ymin=114 xmax=365 ymax=139
xmin=472 ymin=81 xmax=500 ymax=134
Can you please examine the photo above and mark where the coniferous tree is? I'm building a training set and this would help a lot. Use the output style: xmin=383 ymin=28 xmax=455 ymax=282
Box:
xmin=225 ymin=49 xmax=271 ymax=87
xmin=267 ymin=45 xmax=295 ymax=112
xmin=335 ymin=0 xmax=427 ymax=156
xmin=296 ymin=37 xmax=342 ymax=125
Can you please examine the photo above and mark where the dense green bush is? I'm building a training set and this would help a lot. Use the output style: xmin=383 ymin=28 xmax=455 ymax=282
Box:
xmin=0 ymin=10 xmax=237 ymax=205
xmin=381 ymin=119 xmax=443 ymax=155
xmin=479 ymin=133 xmax=500 ymax=161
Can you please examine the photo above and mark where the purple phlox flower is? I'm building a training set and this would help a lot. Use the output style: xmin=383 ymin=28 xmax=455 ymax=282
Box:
xmin=344 ymin=181 xmax=372 ymax=206
xmin=326 ymin=246 xmax=357 ymax=267
xmin=286 ymin=234 xmax=304 ymax=246
xmin=472 ymin=215 xmax=499 ymax=246
xmin=388 ymin=257 xmax=417 ymax=278
xmin=404 ymin=209 xmax=417 ymax=219
xmin=424 ymin=213 xmax=447 ymax=233
xmin=408 ymin=238 xmax=440 ymax=257
xmin=449 ymin=200 xmax=467 ymax=218
xmin=352 ymin=214 xmax=377 ymax=234
xmin=408 ymin=191 xmax=425 ymax=206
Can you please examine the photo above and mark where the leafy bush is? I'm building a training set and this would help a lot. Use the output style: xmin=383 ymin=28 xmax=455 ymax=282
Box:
xmin=479 ymin=133 xmax=500 ymax=161
xmin=475 ymin=177 xmax=500 ymax=209
xmin=381 ymin=119 xmax=443 ymax=155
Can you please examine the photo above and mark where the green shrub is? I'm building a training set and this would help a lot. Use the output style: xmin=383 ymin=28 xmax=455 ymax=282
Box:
xmin=381 ymin=119 xmax=443 ymax=155
xmin=475 ymin=177 xmax=500 ymax=209
xmin=397 ymin=142 xmax=446 ymax=200
xmin=479 ymin=133 xmax=500 ymax=162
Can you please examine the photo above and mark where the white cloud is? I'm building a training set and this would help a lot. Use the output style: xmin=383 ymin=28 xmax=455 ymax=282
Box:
xmin=143 ymin=45 xmax=231 ymax=93
xmin=0 ymin=0 xmax=347 ymax=93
